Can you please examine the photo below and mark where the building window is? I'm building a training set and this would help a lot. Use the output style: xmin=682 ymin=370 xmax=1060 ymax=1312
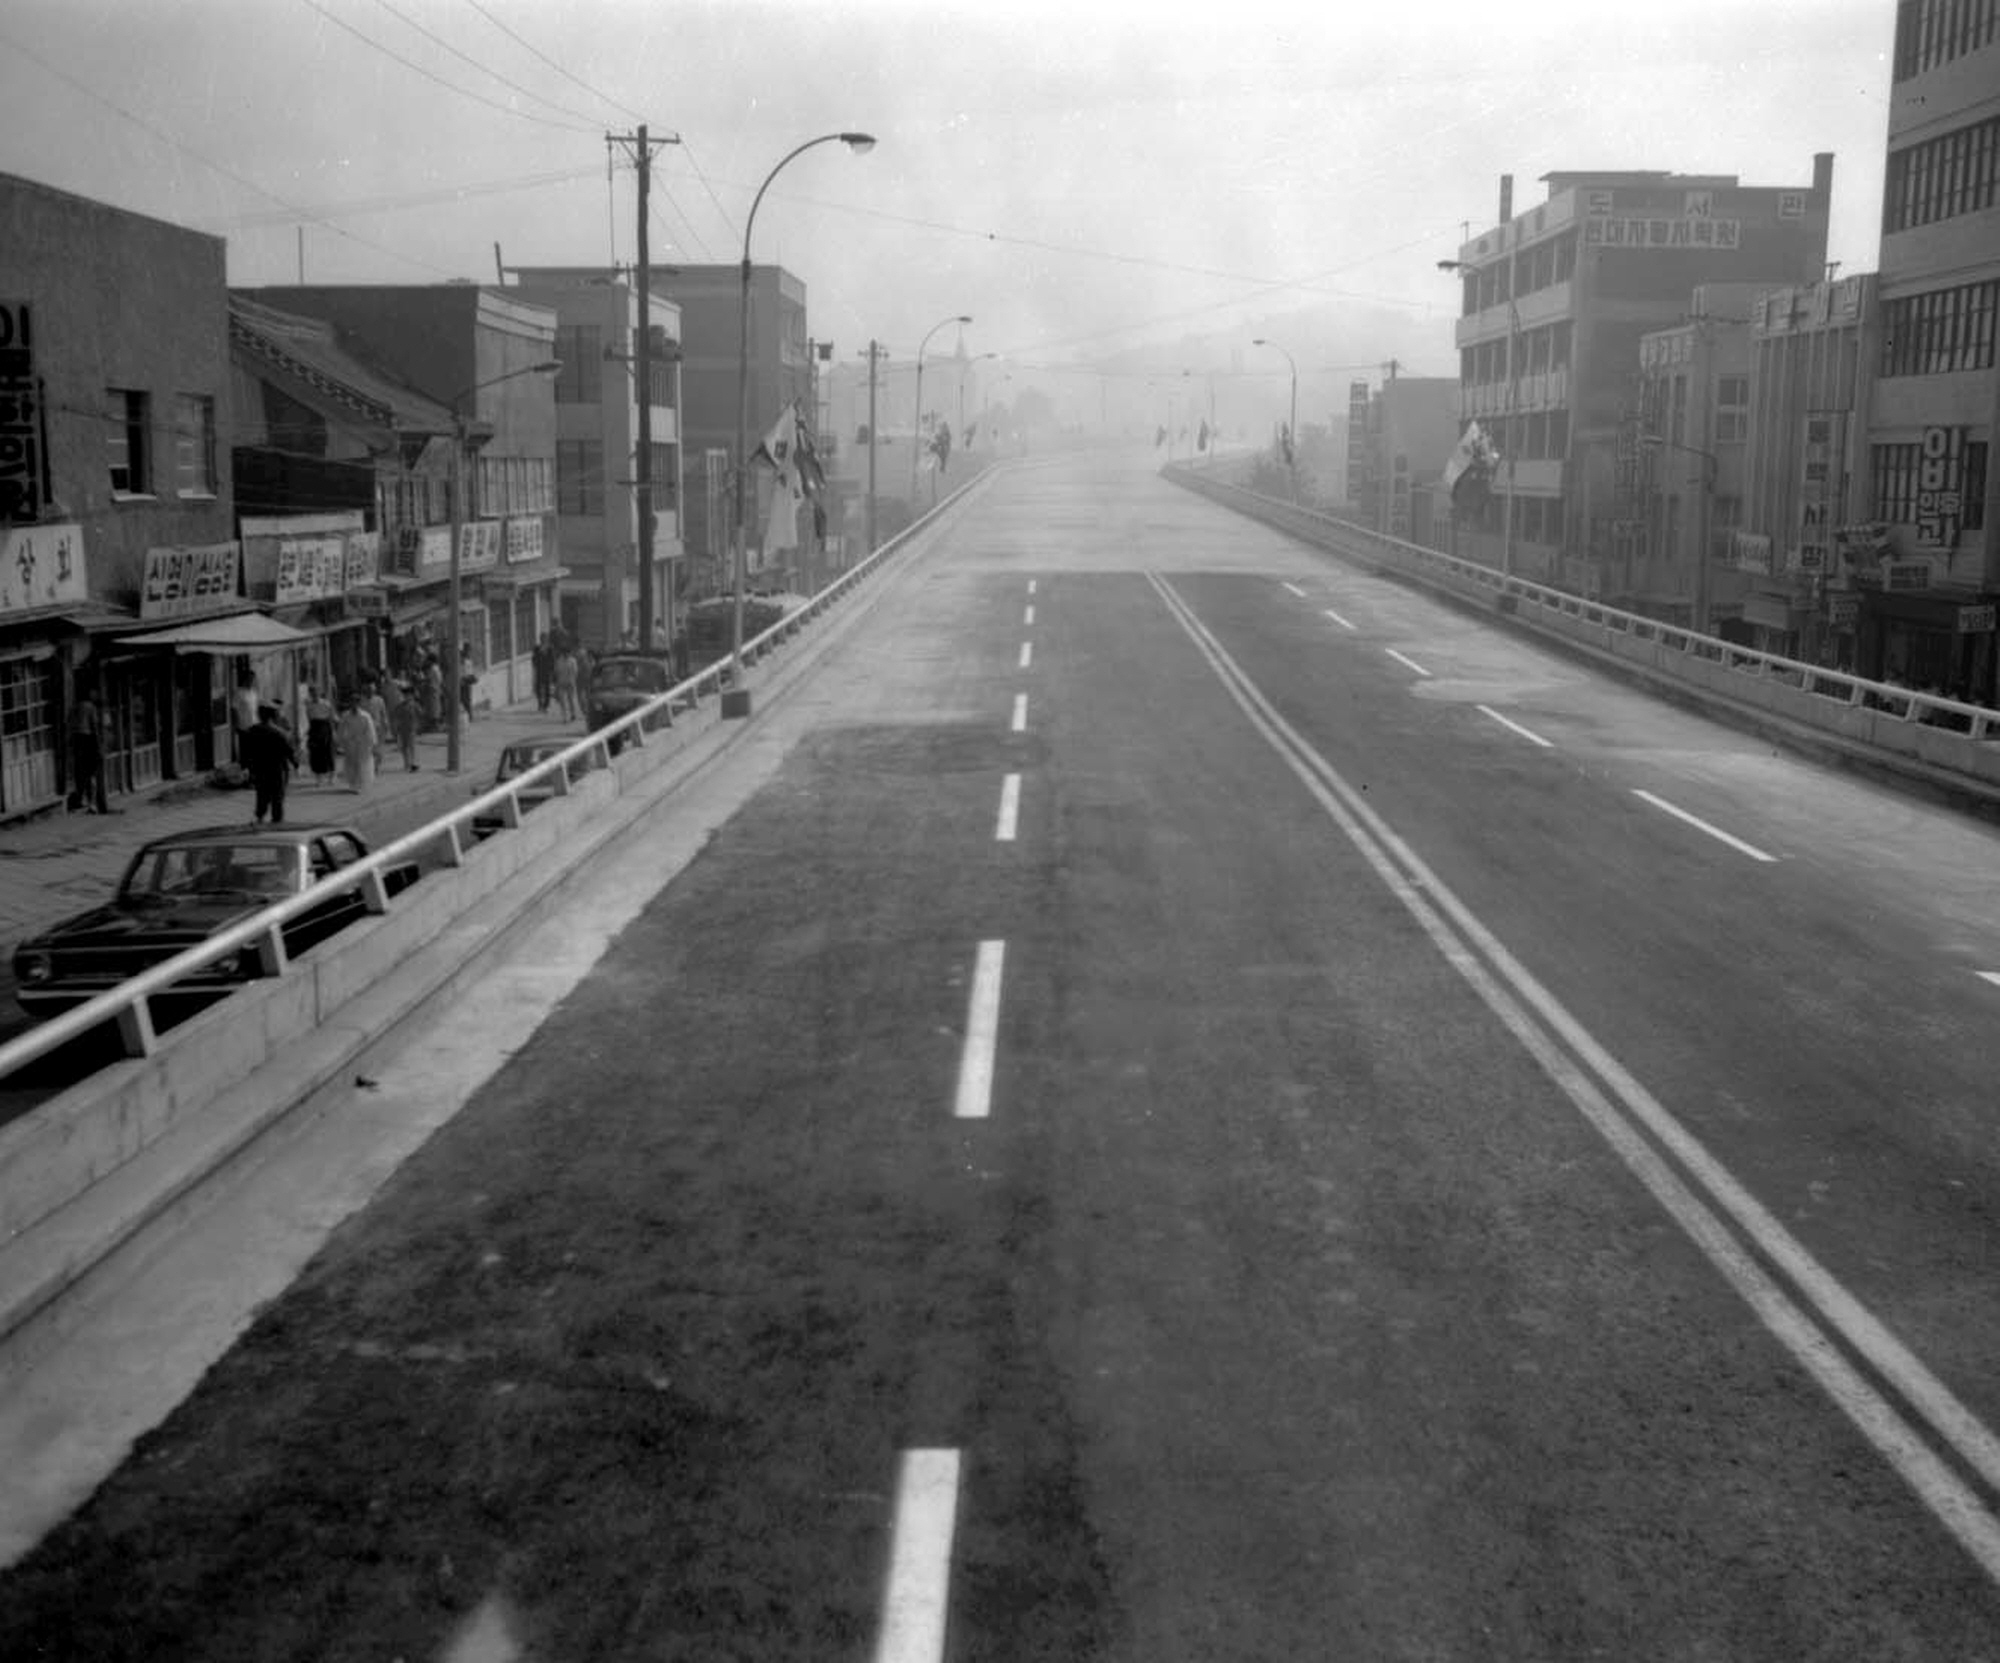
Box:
xmin=1880 ymin=280 xmax=1999 ymax=377
xmin=1884 ymin=114 xmax=2000 ymax=232
xmin=1872 ymin=442 xmax=1923 ymax=524
xmin=1715 ymin=375 xmax=1749 ymax=444
xmin=556 ymin=439 xmax=603 ymax=516
xmin=1965 ymin=440 xmax=1989 ymax=531
xmin=173 ymin=393 xmax=217 ymax=497
xmin=1893 ymin=0 xmax=2000 ymax=81
xmin=555 ymin=325 xmax=602 ymax=405
xmin=107 ymin=388 xmax=149 ymax=495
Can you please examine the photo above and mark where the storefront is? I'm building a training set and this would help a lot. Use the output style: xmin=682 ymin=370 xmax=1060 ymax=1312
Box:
xmin=241 ymin=514 xmax=389 ymax=715
xmin=1856 ymin=577 xmax=1999 ymax=704
xmin=109 ymin=613 xmax=316 ymax=758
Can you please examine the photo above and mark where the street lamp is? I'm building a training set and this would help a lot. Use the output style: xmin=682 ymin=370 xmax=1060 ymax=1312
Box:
xmin=911 ymin=313 xmax=972 ymax=504
xmin=1251 ymin=338 xmax=1297 ymax=498
xmin=1641 ymin=435 xmax=1718 ymax=635
xmin=732 ymin=130 xmax=875 ymax=701
xmin=446 ymin=358 xmax=562 ymax=775
xmin=1438 ymin=257 xmax=1519 ymax=578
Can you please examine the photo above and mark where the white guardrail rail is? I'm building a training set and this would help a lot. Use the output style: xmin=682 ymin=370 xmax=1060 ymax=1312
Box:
xmin=0 ymin=476 xmax=974 ymax=1088
xmin=1168 ymin=465 xmax=2000 ymax=767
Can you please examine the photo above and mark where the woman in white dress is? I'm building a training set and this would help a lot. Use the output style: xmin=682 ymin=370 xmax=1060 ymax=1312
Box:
xmin=336 ymin=697 xmax=377 ymax=794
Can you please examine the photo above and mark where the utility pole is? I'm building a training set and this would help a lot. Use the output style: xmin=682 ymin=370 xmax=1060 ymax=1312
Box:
xmin=608 ymin=125 xmax=678 ymax=653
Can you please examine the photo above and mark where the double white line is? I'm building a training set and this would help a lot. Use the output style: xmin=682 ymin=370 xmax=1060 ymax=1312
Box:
xmin=1146 ymin=571 xmax=2000 ymax=1582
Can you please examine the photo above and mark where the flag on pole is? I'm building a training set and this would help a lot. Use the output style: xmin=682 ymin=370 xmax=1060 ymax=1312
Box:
xmin=792 ymin=408 xmax=828 ymax=539
xmin=753 ymin=401 xmax=796 ymax=473
xmin=1443 ymin=420 xmax=1500 ymax=510
xmin=757 ymin=400 xmax=802 ymax=558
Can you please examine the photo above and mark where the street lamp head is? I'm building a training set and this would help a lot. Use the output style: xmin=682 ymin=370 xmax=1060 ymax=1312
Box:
xmin=840 ymin=132 xmax=877 ymax=153
xmin=1437 ymin=259 xmax=1465 ymax=272
xmin=528 ymin=359 xmax=563 ymax=375
xmin=1251 ymin=337 xmax=1268 ymax=346
xmin=956 ymin=314 xmax=973 ymax=324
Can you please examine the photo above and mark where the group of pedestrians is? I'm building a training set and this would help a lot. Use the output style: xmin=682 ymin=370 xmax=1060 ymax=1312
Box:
xmin=531 ymin=628 xmax=591 ymax=722
xmin=235 ymin=669 xmax=430 ymax=826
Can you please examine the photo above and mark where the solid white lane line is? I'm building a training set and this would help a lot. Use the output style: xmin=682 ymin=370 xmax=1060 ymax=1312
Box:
xmin=1018 ymin=641 xmax=1032 ymax=670
xmin=1477 ymin=704 xmax=1554 ymax=749
xmin=873 ymin=1448 xmax=962 ymax=1663
xmin=1385 ymin=648 xmax=1432 ymax=677
xmin=1009 ymin=693 xmax=1027 ymax=733
xmin=995 ymin=774 xmax=1020 ymax=842
xmin=1632 ymin=789 xmax=1778 ymax=863
xmin=954 ymin=942 xmax=1005 ymax=1120
xmin=1281 ymin=581 xmax=1308 ymax=597
xmin=1024 ymin=604 xmax=1036 ymax=626
xmin=1144 ymin=571 xmax=2000 ymax=1585
xmin=1322 ymin=607 xmax=1356 ymax=631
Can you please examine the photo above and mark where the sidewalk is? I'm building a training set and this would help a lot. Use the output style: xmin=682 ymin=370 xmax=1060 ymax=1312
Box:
xmin=0 ymin=697 xmax=581 ymax=946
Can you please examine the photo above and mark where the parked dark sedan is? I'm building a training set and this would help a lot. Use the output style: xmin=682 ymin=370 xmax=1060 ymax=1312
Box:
xmin=585 ymin=653 xmax=677 ymax=753
xmin=10 ymin=823 xmax=419 ymax=1019
xmin=470 ymin=738 xmax=607 ymax=837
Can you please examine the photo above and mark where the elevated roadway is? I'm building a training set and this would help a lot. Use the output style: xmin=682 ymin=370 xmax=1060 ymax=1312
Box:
xmin=4 ymin=450 xmax=2000 ymax=1658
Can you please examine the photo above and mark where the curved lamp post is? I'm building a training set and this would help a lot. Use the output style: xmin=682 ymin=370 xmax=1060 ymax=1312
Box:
xmin=732 ymin=131 xmax=875 ymax=694
xmin=910 ymin=313 xmax=972 ymax=504
xmin=446 ymin=357 xmax=562 ymax=774
xmin=1251 ymin=337 xmax=1297 ymax=498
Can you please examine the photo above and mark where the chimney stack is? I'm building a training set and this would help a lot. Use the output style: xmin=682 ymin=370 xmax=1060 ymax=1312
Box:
xmin=1499 ymin=173 xmax=1514 ymax=225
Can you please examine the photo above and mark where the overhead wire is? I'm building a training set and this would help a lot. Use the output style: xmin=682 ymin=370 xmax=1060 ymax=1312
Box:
xmin=367 ymin=0 xmax=609 ymax=129
xmin=460 ymin=0 xmax=649 ymax=126
xmin=295 ymin=0 xmax=600 ymax=135
xmin=217 ymin=166 xmax=603 ymax=231
xmin=0 ymin=22 xmax=464 ymax=281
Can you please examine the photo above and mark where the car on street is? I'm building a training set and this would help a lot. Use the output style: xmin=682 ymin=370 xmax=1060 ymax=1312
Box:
xmin=585 ymin=652 xmax=677 ymax=753
xmin=471 ymin=737 xmax=607 ymax=837
xmin=10 ymin=823 xmax=420 ymax=1020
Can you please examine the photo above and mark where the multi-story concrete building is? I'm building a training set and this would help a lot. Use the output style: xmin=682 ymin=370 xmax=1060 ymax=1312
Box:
xmin=1624 ymin=284 xmax=1760 ymax=629
xmin=1857 ymin=0 xmax=1999 ymax=702
xmin=237 ymin=285 xmax=564 ymax=713
xmin=508 ymin=269 xmax=684 ymax=650
xmin=228 ymin=295 xmax=461 ymax=719
xmin=0 ymin=173 xmax=239 ymax=814
xmin=655 ymin=264 xmax=811 ymax=592
xmin=1449 ymin=158 xmax=1833 ymax=595
xmin=1349 ymin=375 xmax=1456 ymax=547
xmin=1735 ymin=272 xmax=1879 ymax=663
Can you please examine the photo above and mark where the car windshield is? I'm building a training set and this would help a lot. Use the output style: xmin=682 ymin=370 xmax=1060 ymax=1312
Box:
xmin=498 ymin=746 xmax=566 ymax=780
xmin=593 ymin=660 xmax=667 ymax=691
xmin=123 ymin=843 xmax=297 ymax=902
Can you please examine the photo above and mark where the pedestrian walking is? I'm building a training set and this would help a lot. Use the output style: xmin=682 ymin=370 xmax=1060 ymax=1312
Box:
xmin=303 ymin=685 xmax=337 ymax=785
xmin=241 ymin=702 xmax=296 ymax=824
xmin=459 ymin=666 xmax=478 ymax=725
xmin=391 ymin=682 xmax=419 ymax=770
xmin=67 ymin=683 xmax=110 ymax=814
xmin=416 ymin=660 xmax=440 ymax=732
xmin=363 ymin=677 xmax=390 ymax=773
xmin=336 ymin=697 xmax=377 ymax=794
xmin=553 ymin=647 xmax=579 ymax=720
xmin=532 ymin=634 xmax=554 ymax=713
xmin=230 ymin=668 xmax=259 ymax=765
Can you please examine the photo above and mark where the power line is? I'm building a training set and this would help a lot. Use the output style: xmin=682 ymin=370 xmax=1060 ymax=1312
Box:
xmin=0 ymin=22 xmax=463 ymax=281
xmin=368 ymin=0 xmax=608 ymax=129
xmin=218 ymin=165 xmax=602 ymax=231
xmin=460 ymin=0 xmax=648 ymax=125
xmin=295 ymin=0 xmax=599 ymax=135
xmin=671 ymin=141 xmax=742 ymax=252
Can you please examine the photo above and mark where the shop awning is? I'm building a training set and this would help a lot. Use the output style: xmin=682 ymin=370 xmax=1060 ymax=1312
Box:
xmin=113 ymin=611 xmax=315 ymax=654
xmin=0 ymin=601 xmax=142 ymax=635
xmin=479 ymin=562 xmax=571 ymax=590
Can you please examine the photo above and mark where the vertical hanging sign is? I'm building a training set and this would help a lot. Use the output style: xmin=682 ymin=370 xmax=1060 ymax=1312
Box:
xmin=0 ymin=304 xmax=40 ymax=525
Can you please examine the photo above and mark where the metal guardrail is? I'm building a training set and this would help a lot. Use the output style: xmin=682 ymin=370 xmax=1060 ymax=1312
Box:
xmin=1171 ymin=467 xmax=2000 ymax=743
xmin=0 ymin=471 xmax=984 ymax=1084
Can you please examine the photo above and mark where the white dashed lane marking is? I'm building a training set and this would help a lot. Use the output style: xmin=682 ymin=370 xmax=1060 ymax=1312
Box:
xmin=1018 ymin=641 xmax=1032 ymax=670
xmin=1322 ymin=607 xmax=1356 ymax=631
xmin=872 ymin=1448 xmax=963 ymax=1663
xmin=995 ymin=773 xmax=1020 ymax=842
xmin=1385 ymin=648 xmax=1432 ymax=677
xmin=1023 ymin=604 xmax=1035 ymax=626
xmin=1477 ymin=704 xmax=1554 ymax=748
xmin=954 ymin=942 xmax=1006 ymax=1120
xmin=1009 ymin=694 xmax=1027 ymax=733
xmin=1633 ymin=789 xmax=1777 ymax=863
xmin=1281 ymin=581 xmax=1308 ymax=598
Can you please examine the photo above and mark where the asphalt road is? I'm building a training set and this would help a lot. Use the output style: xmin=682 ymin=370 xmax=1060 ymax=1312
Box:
xmin=6 ymin=450 xmax=2000 ymax=1658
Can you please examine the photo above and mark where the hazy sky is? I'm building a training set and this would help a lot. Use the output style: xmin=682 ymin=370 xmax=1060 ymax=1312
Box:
xmin=2 ymin=0 xmax=1893 ymax=413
